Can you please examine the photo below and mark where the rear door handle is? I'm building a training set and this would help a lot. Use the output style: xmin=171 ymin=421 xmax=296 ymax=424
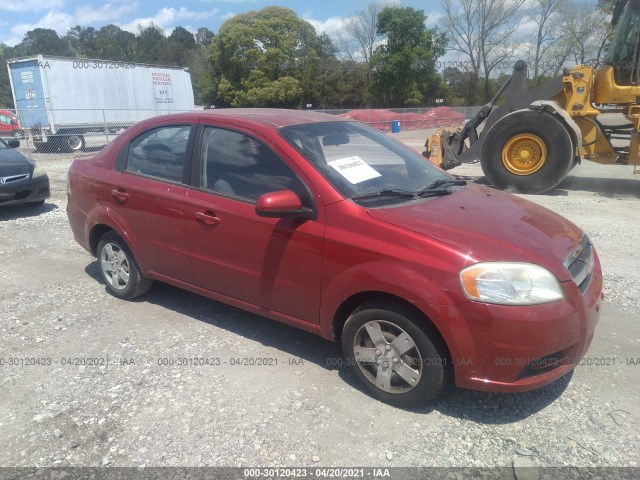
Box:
xmin=111 ymin=188 xmax=129 ymax=204
xmin=195 ymin=211 xmax=221 ymax=226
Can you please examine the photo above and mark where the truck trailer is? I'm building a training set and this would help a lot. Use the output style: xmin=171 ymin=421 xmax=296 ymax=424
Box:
xmin=7 ymin=55 xmax=195 ymax=152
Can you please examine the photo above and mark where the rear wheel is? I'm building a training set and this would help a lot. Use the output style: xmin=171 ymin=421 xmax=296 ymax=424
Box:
xmin=61 ymin=134 xmax=85 ymax=153
xmin=97 ymin=232 xmax=153 ymax=299
xmin=481 ymin=109 xmax=574 ymax=194
xmin=341 ymin=302 xmax=447 ymax=407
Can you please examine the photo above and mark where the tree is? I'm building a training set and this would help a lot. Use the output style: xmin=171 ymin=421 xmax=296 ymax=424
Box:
xmin=335 ymin=2 xmax=389 ymax=105
xmin=165 ymin=27 xmax=196 ymax=67
xmin=135 ymin=24 xmax=167 ymax=64
xmin=563 ymin=1 xmax=610 ymax=66
xmin=195 ymin=27 xmax=215 ymax=48
xmin=369 ymin=7 xmax=446 ymax=106
xmin=17 ymin=28 xmax=69 ymax=56
xmin=168 ymin=27 xmax=196 ymax=50
xmin=64 ymin=26 xmax=98 ymax=58
xmin=209 ymin=6 xmax=330 ymax=107
xmin=442 ymin=0 xmax=526 ymax=103
xmin=0 ymin=44 xmax=15 ymax=107
xmin=94 ymin=25 xmax=136 ymax=60
xmin=526 ymin=0 xmax=568 ymax=84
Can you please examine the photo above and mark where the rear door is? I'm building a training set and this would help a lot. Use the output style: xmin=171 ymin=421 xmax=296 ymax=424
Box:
xmin=103 ymin=123 xmax=196 ymax=282
xmin=184 ymin=124 xmax=326 ymax=324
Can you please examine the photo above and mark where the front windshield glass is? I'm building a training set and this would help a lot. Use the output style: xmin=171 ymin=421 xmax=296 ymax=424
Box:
xmin=279 ymin=121 xmax=453 ymax=204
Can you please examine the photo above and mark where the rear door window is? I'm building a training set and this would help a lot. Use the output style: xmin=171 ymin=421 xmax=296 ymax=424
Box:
xmin=125 ymin=125 xmax=192 ymax=183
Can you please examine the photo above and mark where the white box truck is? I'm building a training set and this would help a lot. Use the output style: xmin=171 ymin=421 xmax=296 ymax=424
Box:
xmin=7 ymin=55 xmax=195 ymax=152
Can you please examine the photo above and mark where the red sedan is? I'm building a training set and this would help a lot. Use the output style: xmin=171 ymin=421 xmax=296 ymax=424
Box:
xmin=66 ymin=109 xmax=602 ymax=407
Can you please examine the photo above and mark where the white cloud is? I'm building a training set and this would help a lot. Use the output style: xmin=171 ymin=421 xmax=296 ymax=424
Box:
xmin=518 ymin=18 xmax=539 ymax=34
xmin=119 ymin=7 xmax=219 ymax=33
xmin=0 ymin=0 xmax=65 ymax=13
xmin=5 ymin=11 xmax=74 ymax=46
xmin=425 ymin=11 xmax=445 ymax=28
xmin=305 ymin=16 xmax=346 ymax=35
xmin=75 ymin=3 xmax=139 ymax=25
xmin=3 ymin=3 xmax=141 ymax=46
xmin=221 ymin=12 xmax=237 ymax=20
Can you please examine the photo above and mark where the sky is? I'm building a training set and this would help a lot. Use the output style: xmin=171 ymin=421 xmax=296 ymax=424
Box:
xmin=0 ymin=0 xmax=447 ymax=47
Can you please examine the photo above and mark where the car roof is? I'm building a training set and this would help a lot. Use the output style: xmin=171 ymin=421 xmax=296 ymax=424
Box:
xmin=159 ymin=108 xmax=347 ymax=128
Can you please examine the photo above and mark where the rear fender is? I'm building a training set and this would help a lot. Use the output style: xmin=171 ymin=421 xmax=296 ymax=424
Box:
xmin=85 ymin=204 xmax=148 ymax=271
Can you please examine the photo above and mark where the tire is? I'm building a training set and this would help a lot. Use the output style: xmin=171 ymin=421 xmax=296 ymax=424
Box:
xmin=341 ymin=302 xmax=447 ymax=407
xmin=61 ymin=134 xmax=85 ymax=153
xmin=97 ymin=231 xmax=153 ymax=300
xmin=34 ymin=142 xmax=56 ymax=153
xmin=480 ymin=109 xmax=574 ymax=194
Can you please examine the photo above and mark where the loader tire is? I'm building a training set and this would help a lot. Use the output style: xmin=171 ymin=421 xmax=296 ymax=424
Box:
xmin=480 ymin=110 xmax=574 ymax=194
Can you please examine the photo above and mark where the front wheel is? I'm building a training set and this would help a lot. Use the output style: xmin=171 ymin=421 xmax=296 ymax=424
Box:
xmin=342 ymin=303 xmax=447 ymax=407
xmin=97 ymin=232 xmax=153 ymax=299
xmin=480 ymin=109 xmax=575 ymax=194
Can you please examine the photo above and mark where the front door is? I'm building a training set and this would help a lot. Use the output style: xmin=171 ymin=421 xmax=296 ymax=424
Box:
xmin=185 ymin=125 xmax=325 ymax=324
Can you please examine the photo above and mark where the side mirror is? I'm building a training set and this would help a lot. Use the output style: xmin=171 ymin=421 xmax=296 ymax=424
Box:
xmin=256 ymin=190 xmax=315 ymax=219
xmin=7 ymin=138 xmax=20 ymax=148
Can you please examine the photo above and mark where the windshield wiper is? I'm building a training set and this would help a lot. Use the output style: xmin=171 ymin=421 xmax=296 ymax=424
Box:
xmin=413 ymin=178 xmax=467 ymax=197
xmin=349 ymin=189 xmax=416 ymax=202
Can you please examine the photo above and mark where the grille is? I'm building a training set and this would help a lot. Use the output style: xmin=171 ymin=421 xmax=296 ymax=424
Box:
xmin=0 ymin=173 xmax=29 ymax=184
xmin=564 ymin=235 xmax=594 ymax=293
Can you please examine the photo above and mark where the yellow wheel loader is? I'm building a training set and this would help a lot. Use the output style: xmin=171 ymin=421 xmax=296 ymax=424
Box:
xmin=426 ymin=0 xmax=640 ymax=193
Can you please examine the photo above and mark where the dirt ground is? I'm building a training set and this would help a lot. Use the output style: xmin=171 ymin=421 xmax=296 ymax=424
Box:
xmin=1 ymin=129 xmax=639 ymax=475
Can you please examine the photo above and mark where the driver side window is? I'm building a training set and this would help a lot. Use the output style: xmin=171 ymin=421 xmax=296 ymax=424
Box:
xmin=199 ymin=127 xmax=304 ymax=201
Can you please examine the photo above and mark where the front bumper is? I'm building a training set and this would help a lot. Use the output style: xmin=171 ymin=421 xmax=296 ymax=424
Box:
xmin=443 ymin=250 xmax=603 ymax=393
xmin=0 ymin=175 xmax=50 ymax=206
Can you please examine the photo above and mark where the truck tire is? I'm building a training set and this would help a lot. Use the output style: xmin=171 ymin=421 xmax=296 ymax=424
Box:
xmin=34 ymin=142 xmax=56 ymax=153
xmin=480 ymin=110 xmax=574 ymax=194
xmin=61 ymin=134 xmax=86 ymax=153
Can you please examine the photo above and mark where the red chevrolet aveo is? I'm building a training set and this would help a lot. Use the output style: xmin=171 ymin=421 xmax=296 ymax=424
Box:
xmin=67 ymin=109 xmax=602 ymax=407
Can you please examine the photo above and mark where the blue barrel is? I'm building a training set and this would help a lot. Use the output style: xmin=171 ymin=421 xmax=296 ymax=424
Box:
xmin=391 ymin=120 xmax=400 ymax=133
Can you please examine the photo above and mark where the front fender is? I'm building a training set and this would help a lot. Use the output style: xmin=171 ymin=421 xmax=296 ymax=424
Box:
xmin=318 ymin=260 xmax=476 ymax=371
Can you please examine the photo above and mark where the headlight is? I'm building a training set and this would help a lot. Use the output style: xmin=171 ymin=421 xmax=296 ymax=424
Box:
xmin=460 ymin=262 xmax=563 ymax=305
xmin=32 ymin=163 xmax=46 ymax=178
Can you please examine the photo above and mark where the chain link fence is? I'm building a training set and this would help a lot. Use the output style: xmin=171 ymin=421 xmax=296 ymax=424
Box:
xmin=315 ymin=106 xmax=482 ymax=131
xmin=0 ymin=108 xmax=194 ymax=154
xmin=0 ymin=106 xmax=480 ymax=154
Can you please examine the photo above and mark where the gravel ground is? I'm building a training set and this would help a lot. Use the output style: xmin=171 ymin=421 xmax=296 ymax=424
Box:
xmin=1 ymin=132 xmax=639 ymax=475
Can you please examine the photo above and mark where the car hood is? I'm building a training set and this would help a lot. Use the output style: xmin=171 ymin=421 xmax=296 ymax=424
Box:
xmin=367 ymin=183 xmax=582 ymax=281
xmin=0 ymin=149 xmax=33 ymax=177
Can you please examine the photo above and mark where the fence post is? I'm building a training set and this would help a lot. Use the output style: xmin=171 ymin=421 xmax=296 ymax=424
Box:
xmin=103 ymin=109 xmax=109 ymax=144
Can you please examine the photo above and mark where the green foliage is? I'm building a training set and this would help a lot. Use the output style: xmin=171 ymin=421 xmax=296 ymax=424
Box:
xmin=209 ymin=6 xmax=330 ymax=108
xmin=0 ymin=2 xmax=453 ymax=109
xmin=93 ymin=25 xmax=137 ymax=61
xmin=369 ymin=7 xmax=446 ymax=106
xmin=136 ymin=24 xmax=167 ymax=64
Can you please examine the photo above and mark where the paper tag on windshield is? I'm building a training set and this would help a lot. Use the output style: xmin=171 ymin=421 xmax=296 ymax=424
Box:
xmin=328 ymin=156 xmax=381 ymax=184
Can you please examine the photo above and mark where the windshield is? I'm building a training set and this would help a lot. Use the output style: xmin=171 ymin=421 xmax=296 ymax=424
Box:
xmin=605 ymin=0 xmax=640 ymax=84
xmin=279 ymin=121 xmax=454 ymax=205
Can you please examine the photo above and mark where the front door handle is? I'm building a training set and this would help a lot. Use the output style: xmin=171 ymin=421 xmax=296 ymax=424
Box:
xmin=111 ymin=188 xmax=129 ymax=204
xmin=195 ymin=211 xmax=221 ymax=226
